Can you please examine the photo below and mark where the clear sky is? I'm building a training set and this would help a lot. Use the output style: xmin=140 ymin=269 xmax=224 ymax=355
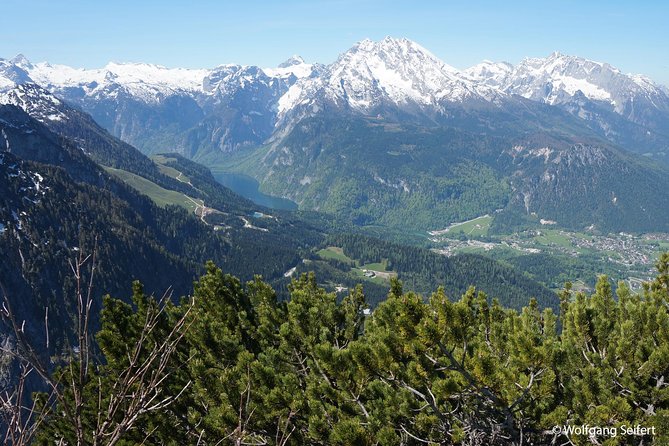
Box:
xmin=1 ymin=0 xmax=667 ymax=85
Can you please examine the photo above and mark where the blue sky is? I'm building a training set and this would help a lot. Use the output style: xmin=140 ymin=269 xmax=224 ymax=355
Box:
xmin=1 ymin=0 xmax=667 ymax=85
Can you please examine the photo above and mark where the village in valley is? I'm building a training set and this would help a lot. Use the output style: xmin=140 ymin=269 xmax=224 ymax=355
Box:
xmin=428 ymin=215 xmax=669 ymax=291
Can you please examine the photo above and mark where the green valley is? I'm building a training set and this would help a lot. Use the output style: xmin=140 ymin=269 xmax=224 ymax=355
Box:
xmin=104 ymin=166 xmax=203 ymax=212
xmin=429 ymin=214 xmax=669 ymax=291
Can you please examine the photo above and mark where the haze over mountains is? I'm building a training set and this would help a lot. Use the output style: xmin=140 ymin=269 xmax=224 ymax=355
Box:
xmin=1 ymin=37 xmax=669 ymax=235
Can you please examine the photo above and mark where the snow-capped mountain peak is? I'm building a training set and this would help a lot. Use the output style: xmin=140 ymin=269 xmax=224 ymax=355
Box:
xmin=464 ymin=60 xmax=513 ymax=87
xmin=263 ymin=56 xmax=315 ymax=80
xmin=504 ymin=52 xmax=617 ymax=104
xmin=278 ymin=55 xmax=305 ymax=68
xmin=331 ymin=36 xmax=462 ymax=102
xmin=276 ymin=36 xmax=498 ymax=119
xmin=24 ymin=61 xmax=209 ymax=103
xmin=497 ymin=52 xmax=668 ymax=110
xmin=10 ymin=54 xmax=33 ymax=70
xmin=0 ymin=58 xmax=32 ymax=89
xmin=203 ymin=64 xmax=273 ymax=94
xmin=466 ymin=51 xmax=669 ymax=138
xmin=350 ymin=36 xmax=460 ymax=75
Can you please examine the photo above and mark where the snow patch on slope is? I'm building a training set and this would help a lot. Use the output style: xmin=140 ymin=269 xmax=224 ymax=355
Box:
xmin=0 ymin=83 xmax=68 ymax=123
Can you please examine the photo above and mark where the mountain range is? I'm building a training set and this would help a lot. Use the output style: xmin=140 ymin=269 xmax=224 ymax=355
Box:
xmin=1 ymin=37 xmax=667 ymax=161
xmin=1 ymin=37 xmax=668 ymax=235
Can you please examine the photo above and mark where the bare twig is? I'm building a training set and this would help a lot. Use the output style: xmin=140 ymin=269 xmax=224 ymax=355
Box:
xmin=0 ymin=240 xmax=195 ymax=446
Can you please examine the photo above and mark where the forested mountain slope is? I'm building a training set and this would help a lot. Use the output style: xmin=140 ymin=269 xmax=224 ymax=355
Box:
xmin=0 ymin=104 xmax=558 ymax=352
